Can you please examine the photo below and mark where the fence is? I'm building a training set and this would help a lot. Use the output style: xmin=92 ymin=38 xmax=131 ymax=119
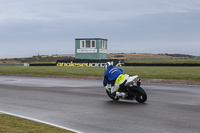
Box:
xmin=0 ymin=63 xmax=29 ymax=66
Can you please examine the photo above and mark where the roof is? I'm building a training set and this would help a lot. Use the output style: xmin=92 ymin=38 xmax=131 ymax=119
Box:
xmin=75 ymin=38 xmax=107 ymax=41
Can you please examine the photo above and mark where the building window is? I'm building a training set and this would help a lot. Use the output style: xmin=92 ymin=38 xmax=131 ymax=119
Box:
xmin=80 ymin=40 xmax=96 ymax=48
xmin=101 ymin=40 xmax=106 ymax=49
xmin=86 ymin=40 xmax=90 ymax=48
xmin=91 ymin=40 xmax=96 ymax=48
xmin=81 ymin=40 xmax=85 ymax=48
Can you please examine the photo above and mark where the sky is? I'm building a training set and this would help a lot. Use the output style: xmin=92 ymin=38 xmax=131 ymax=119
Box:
xmin=0 ymin=0 xmax=200 ymax=58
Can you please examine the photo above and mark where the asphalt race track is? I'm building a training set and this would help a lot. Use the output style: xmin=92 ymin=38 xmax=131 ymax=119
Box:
xmin=0 ymin=76 xmax=200 ymax=133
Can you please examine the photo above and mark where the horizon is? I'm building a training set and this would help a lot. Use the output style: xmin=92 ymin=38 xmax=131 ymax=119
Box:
xmin=0 ymin=52 xmax=199 ymax=60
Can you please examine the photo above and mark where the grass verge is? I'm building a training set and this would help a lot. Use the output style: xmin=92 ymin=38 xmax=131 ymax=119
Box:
xmin=0 ymin=66 xmax=200 ymax=81
xmin=0 ymin=114 xmax=74 ymax=133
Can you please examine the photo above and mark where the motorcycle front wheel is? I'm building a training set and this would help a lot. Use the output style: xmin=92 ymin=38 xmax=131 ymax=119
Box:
xmin=106 ymin=90 xmax=119 ymax=101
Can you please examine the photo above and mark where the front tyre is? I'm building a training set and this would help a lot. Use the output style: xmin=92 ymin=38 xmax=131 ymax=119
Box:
xmin=133 ymin=87 xmax=147 ymax=103
xmin=106 ymin=90 xmax=119 ymax=101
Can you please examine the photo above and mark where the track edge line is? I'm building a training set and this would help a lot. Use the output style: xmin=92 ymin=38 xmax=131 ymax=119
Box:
xmin=0 ymin=110 xmax=83 ymax=133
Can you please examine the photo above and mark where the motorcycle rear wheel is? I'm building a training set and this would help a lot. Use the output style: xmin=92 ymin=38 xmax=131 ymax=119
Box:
xmin=132 ymin=87 xmax=147 ymax=103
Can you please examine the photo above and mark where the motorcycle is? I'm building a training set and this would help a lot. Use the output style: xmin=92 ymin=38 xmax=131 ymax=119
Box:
xmin=105 ymin=74 xmax=147 ymax=103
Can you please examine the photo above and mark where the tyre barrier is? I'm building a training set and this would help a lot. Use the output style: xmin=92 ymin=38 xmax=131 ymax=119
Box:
xmin=30 ymin=63 xmax=56 ymax=66
xmin=124 ymin=63 xmax=200 ymax=66
xmin=27 ymin=61 xmax=200 ymax=67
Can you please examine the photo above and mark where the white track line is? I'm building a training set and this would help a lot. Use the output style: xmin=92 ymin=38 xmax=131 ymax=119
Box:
xmin=0 ymin=110 xmax=83 ymax=133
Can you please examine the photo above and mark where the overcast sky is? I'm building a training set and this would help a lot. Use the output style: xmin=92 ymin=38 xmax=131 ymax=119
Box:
xmin=0 ymin=0 xmax=200 ymax=58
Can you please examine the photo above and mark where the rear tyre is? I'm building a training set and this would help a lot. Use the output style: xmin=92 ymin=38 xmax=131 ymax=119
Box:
xmin=106 ymin=90 xmax=119 ymax=101
xmin=132 ymin=87 xmax=147 ymax=103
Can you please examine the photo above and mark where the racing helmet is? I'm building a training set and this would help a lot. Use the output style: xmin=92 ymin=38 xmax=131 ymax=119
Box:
xmin=104 ymin=62 xmax=112 ymax=71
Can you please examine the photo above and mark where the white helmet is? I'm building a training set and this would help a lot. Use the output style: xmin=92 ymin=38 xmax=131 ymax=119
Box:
xmin=104 ymin=62 xmax=112 ymax=71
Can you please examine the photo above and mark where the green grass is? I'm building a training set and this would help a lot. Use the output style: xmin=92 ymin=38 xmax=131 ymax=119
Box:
xmin=0 ymin=66 xmax=200 ymax=81
xmin=0 ymin=114 xmax=74 ymax=133
xmin=0 ymin=66 xmax=104 ymax=76
xmin=123 ymin=66 xmax=200 ymax=81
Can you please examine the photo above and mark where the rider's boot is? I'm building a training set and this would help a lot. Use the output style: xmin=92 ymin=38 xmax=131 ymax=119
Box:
xmin=116 ymin=92 xmax=126 ymax=98
xmin=105 ymin=84 xmax=112 ymax=92
xmin=108 ymin=83 xmax=111 ymax=89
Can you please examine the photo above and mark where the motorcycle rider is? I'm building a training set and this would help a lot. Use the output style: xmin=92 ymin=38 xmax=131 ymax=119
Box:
xmin=103 ymin=62 xmax=126 ymax=98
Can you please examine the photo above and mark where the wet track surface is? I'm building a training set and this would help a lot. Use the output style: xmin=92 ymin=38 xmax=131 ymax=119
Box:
xmin=0 ymin=76 xmax=200 ymax=133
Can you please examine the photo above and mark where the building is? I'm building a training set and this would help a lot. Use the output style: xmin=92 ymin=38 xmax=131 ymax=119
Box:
xmin=75 ymin=38 xmax=108 ymax=59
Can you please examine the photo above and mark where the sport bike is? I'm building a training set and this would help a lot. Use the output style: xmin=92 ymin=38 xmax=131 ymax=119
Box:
xmin=105 ymin=75 xmax=147 ymax=103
